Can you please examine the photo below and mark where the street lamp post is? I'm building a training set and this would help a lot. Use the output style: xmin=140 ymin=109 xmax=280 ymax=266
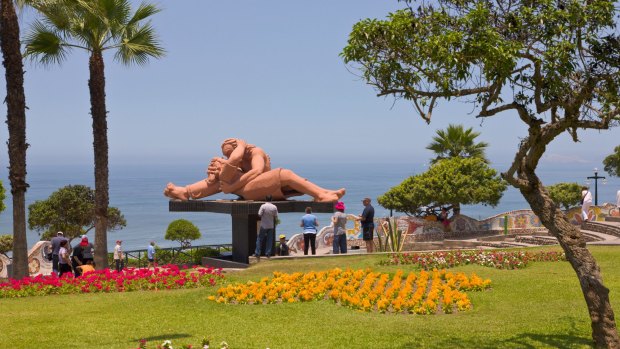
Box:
xmin=586 ymin=168 xmax=606 ymax=206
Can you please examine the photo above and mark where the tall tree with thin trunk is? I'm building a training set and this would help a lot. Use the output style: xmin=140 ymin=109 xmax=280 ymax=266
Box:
xmin=24 ymin=0 xmax=164 ymax=268
xmin=0 ymin=0 xmax=29 ymax=279
xmin=343 ymin=0 xmax=620 ymax=346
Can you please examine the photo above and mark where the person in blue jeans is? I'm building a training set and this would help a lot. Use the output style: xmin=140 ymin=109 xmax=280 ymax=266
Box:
xmin=255 ymin=196 xmax=278 ymax=261
xmin=331 ymin=201 xmax=348 ymax=254
xmin=300 ymin=207 xmax=319 ymax=255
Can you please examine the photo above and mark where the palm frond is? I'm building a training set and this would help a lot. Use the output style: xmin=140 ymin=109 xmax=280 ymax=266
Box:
xmin=127 ymin=2 xmax=161 ymax=26
xmin=24 ymin=0 xmax=164 ymax=65
xmin=114 ymin=22 xmax=164 ymax=65
xmin=23 ymin=20 xmax=70 ymax=66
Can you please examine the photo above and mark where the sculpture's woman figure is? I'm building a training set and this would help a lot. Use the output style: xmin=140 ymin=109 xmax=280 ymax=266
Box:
xmin=164 ymin=138 xmax=345 ymax=202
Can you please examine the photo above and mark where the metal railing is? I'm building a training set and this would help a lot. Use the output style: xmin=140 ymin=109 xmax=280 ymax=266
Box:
xmin=109 ymin=244 xmax=233 ymax=268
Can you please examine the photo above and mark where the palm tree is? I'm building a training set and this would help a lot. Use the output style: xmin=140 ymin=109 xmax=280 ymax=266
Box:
xmin=426 ymin=124 xmax=489 ymax=164
xmin=24 ymin=0 xmax=164 ymax=268
xmin=426 ymin=124 xmax=490 ymax=218
xmin=1 ymin=0 xmax=29 ymax=279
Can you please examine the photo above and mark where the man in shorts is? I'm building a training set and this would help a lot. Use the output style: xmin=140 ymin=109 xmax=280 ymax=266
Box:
xmin=358 ymin=198 xmax=375 ymax=253
xmin=147 ymin=241 xmax=156 ymax=268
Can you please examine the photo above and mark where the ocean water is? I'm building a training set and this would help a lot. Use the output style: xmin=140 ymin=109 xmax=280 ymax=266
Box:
xmin=0 ymin=162 xmax=617 ymax=251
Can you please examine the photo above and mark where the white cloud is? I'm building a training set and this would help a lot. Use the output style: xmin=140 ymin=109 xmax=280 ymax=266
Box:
xmin=543 ymin=153 xmax=589 ymax=164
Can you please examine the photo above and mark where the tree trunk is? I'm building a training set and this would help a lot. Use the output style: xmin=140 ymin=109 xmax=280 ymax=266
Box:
xmin=0 ymin=0 xmax=29 ymax=279
xmin=89 ymin=51 xmax=109 ymax=269
xmin=519 ymin=173 xmax=619 ymax=348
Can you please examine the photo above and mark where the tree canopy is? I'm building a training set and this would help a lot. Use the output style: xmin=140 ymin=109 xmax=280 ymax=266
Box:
xmin=546 ymin=182 xmax=582 ymax=211
xmin=0 ymin=180 xmax=5 ymax=215
xmin=378 ymin=157 xmax=506 ymax=216
xmin=343 ymin=1 xmax=620 ymax=344
xmin=165 ymin=219 xmax=201 ymax=248
xmin=28 ymin=185 xmax=126 ymax=242
xmin=0 ymin=235 xmax=12 ymax=258
xmin=426 ymin=124 xmax=488 ymax=164
xmin=603 ymin=145 xmax=620 ymax=177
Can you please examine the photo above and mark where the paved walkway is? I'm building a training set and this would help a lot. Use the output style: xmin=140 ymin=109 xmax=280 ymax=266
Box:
xmin=582 ymin=220 xmax=620 ymax=245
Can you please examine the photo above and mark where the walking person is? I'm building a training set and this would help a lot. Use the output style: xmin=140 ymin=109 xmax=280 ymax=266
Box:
xmin=114 ymin=240 xmax=124 ymax=272
xmin=300 ymin=207 xmax=319 ymax=255
xmin=581 ymin=186 xmax=593 ymax=221
xmin=332 ymin=202 xmax=348 ymax=254
xmin=357 ymin=197 xmax=375 ymax=253
xmin=616 ymin=189 xmax=620 ymax=208
xmin=255 ymin=196 xmax=278 ymax=261
xmin=147 ymin=241 xmax=156 ymax=268
xmin=50 ymin=231 xmax=67 ymax=276
xmin=58 ymin=240 xmax=72 ymax=277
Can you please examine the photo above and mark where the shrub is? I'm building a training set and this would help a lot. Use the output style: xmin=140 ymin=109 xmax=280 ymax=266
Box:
xmin=165 ymin=219 xmax=201 ymax=248
xmin=192 ymin=247 xmax=222 ymax=265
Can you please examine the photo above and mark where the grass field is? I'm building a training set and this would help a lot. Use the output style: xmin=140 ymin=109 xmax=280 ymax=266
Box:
xmin=1 ymin=246 xmax=619 ymax=348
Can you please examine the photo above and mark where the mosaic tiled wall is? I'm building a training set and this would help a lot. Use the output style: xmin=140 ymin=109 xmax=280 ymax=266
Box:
xmin=1 ymin=241 xmax=52 ymax=278
xmin=285 ymin=204 xmax=619 ymax=253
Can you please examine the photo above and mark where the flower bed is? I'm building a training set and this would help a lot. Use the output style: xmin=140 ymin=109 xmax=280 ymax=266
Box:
xmin=210 ymin=268 xmax=491 ymax=315
xmin=381 ymin=250 xmax=566 ymax=269
xmin=0 ymin=265 xmax=223 ymax=298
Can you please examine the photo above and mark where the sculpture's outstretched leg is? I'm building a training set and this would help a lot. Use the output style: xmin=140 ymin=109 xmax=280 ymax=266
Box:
xmin=279 ymin=169 xmax=345 ymax=202
xmin=164 ymin=180 xmax=220 ymax=200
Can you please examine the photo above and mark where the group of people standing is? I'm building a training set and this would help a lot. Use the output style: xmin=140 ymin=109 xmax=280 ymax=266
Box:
xmin=253 ymin=197 xmax=375 ymax=259
xmin=50 ymin=231 xmax=95 ymax=277
xmin=50 ymin=235 xmax=157 ymax=276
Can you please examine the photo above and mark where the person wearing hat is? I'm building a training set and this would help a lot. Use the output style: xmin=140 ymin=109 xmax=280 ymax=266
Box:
xmin=80 ymin=236 xmax=94 ymax=265
xmin=50 ymin=231 xmax=67 ymax=275
xmin=331 ymin=202 xmax=348 ymax=254
xmin=275 ymin=234 xmax=290 ymax=256
xmin=300 ymin=206 xmax=319 ymax=255
xmin=71 ymin=239 xmax=85 ymax=277
xmin=113 ymin=240 xmax=124 ymax=272
xmin=356 ymin=197 xmax=375 ymax=253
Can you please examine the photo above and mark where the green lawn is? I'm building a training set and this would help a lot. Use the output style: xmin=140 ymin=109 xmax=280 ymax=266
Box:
xmin=1 ymin=246 xmax=619 ymax=348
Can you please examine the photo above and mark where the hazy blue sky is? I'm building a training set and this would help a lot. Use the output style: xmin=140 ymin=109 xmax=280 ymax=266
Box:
xmin=0 ymin=0 xmax=617 ymax=170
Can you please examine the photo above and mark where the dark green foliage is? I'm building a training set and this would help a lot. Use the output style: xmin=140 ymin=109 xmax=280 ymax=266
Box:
xmin=0 ymin=234 xmax=12 ymax=258
xmin=192 ymin=247 xmax=222 ymax=265
xmin=603 ymin=145 xmax=620 ymax=177
xmin=0 ymin=180 xmax=5 ymax=214
xmin=378 ymin=157 xmax=506 ymax=216
xmin=28 ymin=185 xmax=126 ymax=242
xmin=165 ymin=219 xmax=201 ymax=248
xmin=547 ymin=182 xmax=582 ymax=211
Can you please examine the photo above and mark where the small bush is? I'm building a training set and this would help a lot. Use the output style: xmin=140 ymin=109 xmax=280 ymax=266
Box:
xmin=165 ymin=219 xmax=201 ymax=248
xmin=192 ymin=247 xmax=222 ymax=265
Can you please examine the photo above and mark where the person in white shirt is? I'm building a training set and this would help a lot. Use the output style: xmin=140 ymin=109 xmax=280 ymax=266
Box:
xmin=616 ymin=189 xmax=620 ymax=208
xmin=581 ymin=186 xmax=593 ymax=221
xmin=255 ymin=196 xmax=278 ymax=260
xmin=114 ymin=240 xmax=124 ymax=272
